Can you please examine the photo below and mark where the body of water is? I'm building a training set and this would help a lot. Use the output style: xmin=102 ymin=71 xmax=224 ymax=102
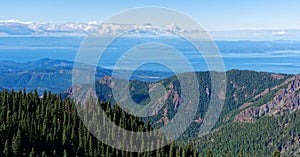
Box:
xmin=0 ymin=37 xmax=300 ymax=74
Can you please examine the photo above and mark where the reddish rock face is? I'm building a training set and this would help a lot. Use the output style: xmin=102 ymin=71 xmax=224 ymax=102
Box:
xmin=271 ymin=74 xmax=285 ymax=80
xmin=235 ymin=75 xmax=300 ymax=123
xmin=99 ymin=76 xmax=114 ymax=88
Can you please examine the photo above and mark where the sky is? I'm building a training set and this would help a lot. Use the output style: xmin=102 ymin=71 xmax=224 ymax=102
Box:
xmin=0 ymin=0 xmax=299 ymax=31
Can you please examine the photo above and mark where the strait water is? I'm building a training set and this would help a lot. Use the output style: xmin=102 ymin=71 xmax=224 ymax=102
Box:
xmin=0 ymin=37 xmax=300 ymax=74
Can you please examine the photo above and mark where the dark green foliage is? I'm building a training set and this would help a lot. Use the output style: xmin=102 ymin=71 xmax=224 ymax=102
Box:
xmin=191 ymin=111 xmax=300 ymax=156
xmin=272 ymin=150 xmax=280 ymax=157
xmin=11 ymin=129 xmax=22 ymax=156
xmin=29 ymin=147 xmax=35 ymax=157
xmin=2 ymin=140 xmax=9 ymax=156
xmin=129 ymin=80 xmax=150 ymax=104
xmin=0 ymin=89 xmax=200 ymax=157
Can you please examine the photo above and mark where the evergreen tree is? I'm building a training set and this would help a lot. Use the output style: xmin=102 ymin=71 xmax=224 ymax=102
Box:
xmin=63 ymin=149 xmax=68 ymax=157
xmin=11 ymin=129 xmax=21 ymax=156
xmin=272 ymin=150 xmax=280 ymax=157
xmin=206 ymin=150 xmax=213 ymax=157
xmin=42 ymin=151 xmax=47 ymax=157
xmin=237 ymin=151 xmax=244 ymax=157
xmin=29 ymin=147 xmax=35 ymax=157
xmin=3 ymin=140 xmax=9 ymax=156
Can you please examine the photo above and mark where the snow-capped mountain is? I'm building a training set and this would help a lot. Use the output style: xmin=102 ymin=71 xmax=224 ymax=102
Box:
xmin=0 ymin=19 xmax=299 ymax=40
xmin=0 ymin=19 xmax=188 ymax=37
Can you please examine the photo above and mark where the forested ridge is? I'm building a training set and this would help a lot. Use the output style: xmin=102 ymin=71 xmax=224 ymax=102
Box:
xmin=0 ymin=89 xmax=287 ymax=157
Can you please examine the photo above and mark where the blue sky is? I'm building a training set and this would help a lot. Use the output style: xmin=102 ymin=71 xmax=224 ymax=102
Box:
xmin=1 ymin=0 xmax=299 ymax=30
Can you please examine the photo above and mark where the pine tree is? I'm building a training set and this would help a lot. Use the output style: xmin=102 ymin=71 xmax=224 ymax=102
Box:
xmin=29 ymin=147 xmax=35 ymax=157
xmin=272 ymin=150 xmax=280 ymax=157
xmin=168 ymin=142 xmax=175 ymax=157
xmin=42 ymin=151 xmax=47 ymax=157
xmin=89 ymin=136 xmax=94 ymax=157
xmin=226 ymin=151 xmax=232 ymax=157
xmin=63 ymin=149 xmax=68 ymax=157
xmin=206 ymin=150 xmax=213 ymax=157
xmin=237 ymin=151 xmax=244 ymax=157
xmin=62 ymin=127 xmax=67 ymax=146
xmin=11 ymin=129 xmax=22 ymax=156
xmin=3 ymin=140 xmax=9 ymax=156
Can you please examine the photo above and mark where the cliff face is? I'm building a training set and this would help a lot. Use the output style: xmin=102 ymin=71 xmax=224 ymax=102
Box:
xmin=235 ymin=75 xmax=300 ymax=122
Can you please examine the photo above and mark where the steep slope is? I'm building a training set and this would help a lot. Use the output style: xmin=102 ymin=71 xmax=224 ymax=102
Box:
xmin=65 ymin=70 xmax=290 ymax=137
xmin=190 ymin=74 xmax=300 ymax=156
xmin=63 ymin=69 xmax=300 ymax=156
xmin=234 ymin=75 xmax=300 ymax=122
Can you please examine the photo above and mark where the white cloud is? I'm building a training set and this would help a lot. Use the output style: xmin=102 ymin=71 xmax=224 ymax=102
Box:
xmin=272 ymin=31 xmax=288 ymax=36
xmin=253 ymin=33 xmax=261 ymax=36
xmin=0 ymin=32 xmax=8 ymax=37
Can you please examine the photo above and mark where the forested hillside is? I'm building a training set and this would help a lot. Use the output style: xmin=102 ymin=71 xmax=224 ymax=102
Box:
xmin=0 ymin=89 xmax=201 ymax=157
xmin=66 ymin=70 xmax=290 ymax=137
xmin=191 ymin=111 xmax=300 ymax=156
xmin=0 ymin=89 xmax=285 ymax=157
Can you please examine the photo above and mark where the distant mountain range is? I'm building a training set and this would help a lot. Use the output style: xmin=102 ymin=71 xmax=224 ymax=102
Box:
xmin=0 ymin=19 xmax=188 ymax=37
xmin=0 ymin=58 xmax=174 ymax=93
xmin=1 ymin=19 xmax=300 ymax=40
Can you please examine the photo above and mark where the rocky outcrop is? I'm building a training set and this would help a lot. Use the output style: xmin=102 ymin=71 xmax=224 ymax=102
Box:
xmin=194 ymin=117 xmax=203 ymax=124
xmin=205 ymin=87 xmax=210 ymax=97
xmin=271 ymin=73 xmax=285 ymax=80
xmin=235 ymin=75 xmax=300 ymax=122
xmin=98 ymin=76 xmax=114 ymax=88
xmin=156 ymin=108 xmax=170 ymax=125
xmin=239 ymin=102 xmax=253 ymax=110
xmin=162 ymin=83 xmax=181 ymax=110
xmin=253 ymin=88 xmax=270 ymax=99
